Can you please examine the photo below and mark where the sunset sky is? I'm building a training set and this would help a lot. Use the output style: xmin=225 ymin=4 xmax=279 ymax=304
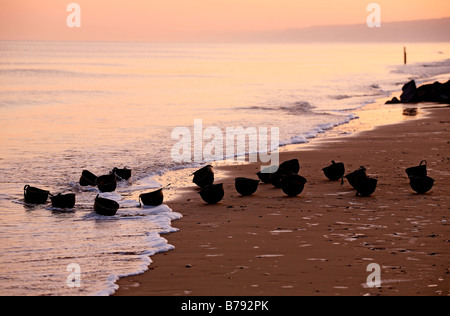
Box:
xmin=0 ymin=0 xmax=449 ymax=41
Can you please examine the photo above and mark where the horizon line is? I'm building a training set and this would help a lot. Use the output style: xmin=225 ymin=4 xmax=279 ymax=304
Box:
xmin=1 ymin=16 xmax=449 ymax=43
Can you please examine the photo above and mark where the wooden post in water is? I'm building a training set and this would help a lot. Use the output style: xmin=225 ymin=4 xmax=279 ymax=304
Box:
xmin=404 ymin=47 xmax=407 ymax=65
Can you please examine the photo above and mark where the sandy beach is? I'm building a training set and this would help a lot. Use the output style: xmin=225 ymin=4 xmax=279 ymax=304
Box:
xmin=114 ymin=104 xmax=450 ymax=296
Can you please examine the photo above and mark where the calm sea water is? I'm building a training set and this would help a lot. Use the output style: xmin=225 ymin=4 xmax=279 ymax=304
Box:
xmin=0 ymin=41 xmax=449 ymax=296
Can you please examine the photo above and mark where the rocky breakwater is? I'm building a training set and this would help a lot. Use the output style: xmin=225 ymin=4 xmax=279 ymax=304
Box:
xmin=386 ymin=79 xmax=450 ymax=104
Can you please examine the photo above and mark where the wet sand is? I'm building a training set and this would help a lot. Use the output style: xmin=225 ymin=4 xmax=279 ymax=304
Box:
xmin=115 ymin=106 xmax=450 ymax=296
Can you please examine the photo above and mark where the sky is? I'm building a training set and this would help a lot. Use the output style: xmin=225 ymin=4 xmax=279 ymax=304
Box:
xmin=0 ymin=0 xmax=449 ymax=41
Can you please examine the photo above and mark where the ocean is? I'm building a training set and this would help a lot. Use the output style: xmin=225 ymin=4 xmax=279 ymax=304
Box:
xmin=0 ymin=41 xmax=449 ymax=295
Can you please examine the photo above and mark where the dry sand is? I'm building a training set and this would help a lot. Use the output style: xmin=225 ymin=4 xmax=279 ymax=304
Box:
xmin=115 ymin=106 xmax=450 ymax=296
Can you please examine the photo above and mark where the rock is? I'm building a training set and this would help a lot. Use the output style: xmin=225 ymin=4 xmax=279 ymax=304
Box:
xmin=400 ymin=80 xmax=418 ymax=103
xmin=417 ymin=82 xmax=440 ymax=102
xmin=387 ymin=79 xmax=450 ymax=104
xmin=385 ymin=96 xmax=401 ymax=104
xmin=417 ymin=80 xmax=450 ymax=104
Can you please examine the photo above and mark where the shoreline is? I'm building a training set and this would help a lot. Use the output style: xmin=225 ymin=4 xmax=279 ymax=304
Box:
xmin=147 ymin=95 xmax=429 ymax=204
xmin=114 ymin=99 xmax=450 ymax=296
